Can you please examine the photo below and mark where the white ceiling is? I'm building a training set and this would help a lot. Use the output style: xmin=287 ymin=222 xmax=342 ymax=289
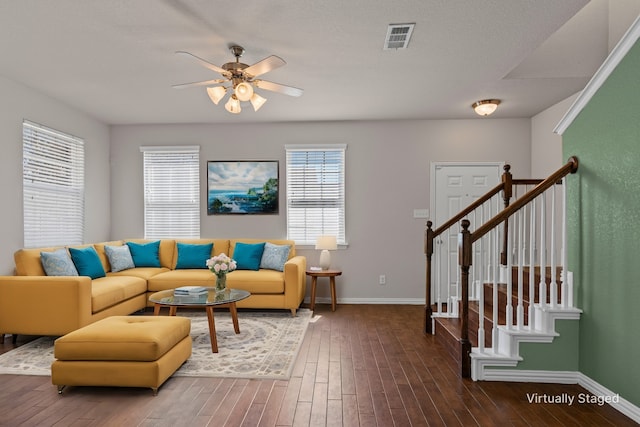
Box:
xmin=0 ymin=0 xmax=636 ymax=125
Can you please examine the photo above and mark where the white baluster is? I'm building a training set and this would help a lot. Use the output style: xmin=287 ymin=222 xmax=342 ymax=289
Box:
xmin=561 ymin=177 xmax=568 ymax=308
xmin=477 ymin=229 xmax=485 ymax=352
xmin=492 ymin=226 xmax=499 ymax=353
xmin=550 ymin=186 xmax=558 ymax=308
xmin=539 ymin=195 xmax=547 ymax=308
xmin=506 ymin=216 xmax=513 ymax=329
xmin=517 ymin=208 xmax=524 ymax=329
xmin=528 ymin=198 xmax=536 ymax=330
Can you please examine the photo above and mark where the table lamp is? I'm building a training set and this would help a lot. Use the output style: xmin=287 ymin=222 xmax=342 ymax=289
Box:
xmin=315 ymin=235 xmax=337 ymax=270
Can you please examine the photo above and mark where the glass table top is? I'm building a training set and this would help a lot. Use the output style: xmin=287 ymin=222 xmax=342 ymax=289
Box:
xmin=148 ymin=288 xmax=250 ymax=306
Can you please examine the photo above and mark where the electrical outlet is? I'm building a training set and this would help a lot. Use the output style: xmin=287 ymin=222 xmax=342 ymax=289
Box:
xmin=379 ymin=275 xmax=386 ymax=285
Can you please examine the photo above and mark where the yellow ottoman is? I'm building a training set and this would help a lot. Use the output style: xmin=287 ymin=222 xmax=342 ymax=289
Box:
xmin=51 ymin=316 xmax=191 ymax=395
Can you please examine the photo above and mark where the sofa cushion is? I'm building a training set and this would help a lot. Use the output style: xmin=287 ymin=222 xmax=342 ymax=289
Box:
xmin=233 ymin=242 xmax=265 ymax=271
xmin=104 ymin=245 xmax=135 ymax=272
xmin=147 ymin=269 xmax=215 ymax=292
xmin=127 ymin=240 xmax=161 ymax=267
xmin=91 ymin=276 xmax=148 ymax=313
xmin=69 ymin=246 xmax=106 ymax=280
xmin=92 ymin=240 xmax=125 ymax=272
xmin=227 ymin=270 xmax=285 ymax=294
xmin=175 ymin=242 xmax=213 ymax=269
xmin=40 ymin=248 xmax=79 ymax=276
xmin=107 ymin=267 xmax=170 ymax=281
xmin=260 ymin=242 xmax=291 ymax=272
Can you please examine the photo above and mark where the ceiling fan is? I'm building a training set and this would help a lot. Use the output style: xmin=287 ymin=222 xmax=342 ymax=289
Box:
xmin=173 ymin=45 xmax=303 ymax=113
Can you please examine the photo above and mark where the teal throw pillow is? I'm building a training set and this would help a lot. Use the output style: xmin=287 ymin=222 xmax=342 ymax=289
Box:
xmin=233 ymin=242 xmax=266 ymax=271
xmin=69 ymin=246 xmax=106 ymax=279
xmin=104 ymin=245 xmax=135 ymax=272
xmin=260 ymin=242 xmax=291 ymax=272
xmin=175 ymin=242 xmax=213 ymax=269
xmin=126 ymin=240 xmax=161 ymax=267
xmin=41 ymin=248 xmax=79 ymax=276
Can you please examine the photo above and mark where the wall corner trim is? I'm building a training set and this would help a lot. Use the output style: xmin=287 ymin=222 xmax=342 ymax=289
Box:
xmin=554 ymin=15 xmax=640 ymax=135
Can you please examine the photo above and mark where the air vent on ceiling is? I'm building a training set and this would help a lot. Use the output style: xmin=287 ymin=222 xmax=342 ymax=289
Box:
xmin=383 ymin=23 xmax=415 ymax=50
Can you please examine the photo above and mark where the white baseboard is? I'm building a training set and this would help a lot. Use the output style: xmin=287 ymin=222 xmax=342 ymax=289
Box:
xmin=305 ymin=297 xmax=424 ymax=305
xmin=480 ymin=369 xmax=640 ymax=424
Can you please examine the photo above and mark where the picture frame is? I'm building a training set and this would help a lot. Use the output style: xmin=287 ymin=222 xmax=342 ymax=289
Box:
xmin=207 ymin=160 xmax=279 ymax=215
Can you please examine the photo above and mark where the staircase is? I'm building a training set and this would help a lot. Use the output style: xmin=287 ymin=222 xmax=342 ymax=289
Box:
xmin=424 ymin=157 xmax=581 ymax=380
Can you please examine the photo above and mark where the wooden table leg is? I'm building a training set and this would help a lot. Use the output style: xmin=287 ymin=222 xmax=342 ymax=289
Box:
xmin=310 ymin=276 xmax=318 ymax=310
xmin=229 ymin=302 xmax=241 ymax=334
xmin=205 ymin=306 xmax=218 ymax=353
xmin=169 ymin=306 xmax=177 ymax=316
xmin=330 ymin=276 xmax=337 ymax=312
xmin=153 ymin=303 xmax=161 ymax=315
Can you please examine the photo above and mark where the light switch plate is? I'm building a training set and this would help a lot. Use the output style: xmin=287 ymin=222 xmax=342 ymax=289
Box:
xmin=413 ymin=209 xmax=429 ymax=218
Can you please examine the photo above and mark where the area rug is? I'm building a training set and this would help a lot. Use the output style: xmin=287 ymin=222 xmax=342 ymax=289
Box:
xmin=0 ymin=309 xmax=312 ymax=380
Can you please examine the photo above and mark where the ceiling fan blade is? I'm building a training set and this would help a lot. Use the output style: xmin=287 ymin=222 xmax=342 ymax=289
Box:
xmin=243 ymin=55 xmax=286 ymax=78
xmin=172 ymin=79 xmax=226 ymax=89
xmin=175 ymin=51 xmax=230 ymax=76
xmin=255 ymin=80 xmax=303 ymax=97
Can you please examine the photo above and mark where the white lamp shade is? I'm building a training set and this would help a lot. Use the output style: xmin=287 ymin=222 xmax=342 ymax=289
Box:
xmin=206 ymin=86 xmax=227 ymax=105
xmin=250 ymin=93 xmax=267 ymax=111
xmin=225 ymin=95 xmax=242 ymax=113
xmin=316 ymin=235 xmax=337 ymax=270
xmin=234 ymin=82 xmax=254 ymax=102
xmin=315 ymin=235 xmax=337 ymax=250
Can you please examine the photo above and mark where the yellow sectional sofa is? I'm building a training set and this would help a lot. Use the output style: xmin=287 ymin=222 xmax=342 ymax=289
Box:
xmin=0 ymin=238 xmax=306 ymax=339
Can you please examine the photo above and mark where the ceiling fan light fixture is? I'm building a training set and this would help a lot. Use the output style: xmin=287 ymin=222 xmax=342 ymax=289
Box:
xmin=234 ymin=82 xmax=254 ymax=102
xmin=250 ymin=93 xmax=267 ymax=111
xmin=225 ymin=94 xmax=241 ymax=114
xmin=206 ymin=86 xmax=227 ymax=104
xmin=472 ymin=99 xmax=501 ymax=116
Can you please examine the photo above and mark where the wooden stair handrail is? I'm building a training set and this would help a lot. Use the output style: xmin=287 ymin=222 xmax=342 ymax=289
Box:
xmin=470 ymin=156 xmax=579 ymax=244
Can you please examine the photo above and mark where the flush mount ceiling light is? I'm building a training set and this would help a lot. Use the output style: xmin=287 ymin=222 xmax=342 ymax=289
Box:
xmin=472 ymin=99 xmax=501 ymax=116
xmin=173 ymin=45 xmax=303 ymax=114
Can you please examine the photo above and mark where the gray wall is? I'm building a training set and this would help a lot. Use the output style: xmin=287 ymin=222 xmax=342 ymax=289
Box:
xmin=0 ymin=71 xmax=574 ymax=304
xmin=0 ymin=75 xmax=111 ymax=274
xmin=110 ymin=119 xmax=532 ymax=303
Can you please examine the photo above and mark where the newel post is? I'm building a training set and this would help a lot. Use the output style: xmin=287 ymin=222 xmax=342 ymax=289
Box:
xmin=500 ymin=164 xmax=512 ymax=266
xmin=424 ymin=221 xmax=434 ymax=334
xmin=459 ymin=219 xmax=472 ymax=378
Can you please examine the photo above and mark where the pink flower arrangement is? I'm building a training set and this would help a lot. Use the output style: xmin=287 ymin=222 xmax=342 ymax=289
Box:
xmin=206 ymin=253 xmax=237 ymax=277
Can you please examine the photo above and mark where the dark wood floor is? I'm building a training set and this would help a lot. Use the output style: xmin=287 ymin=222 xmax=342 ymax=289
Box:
xmin=0 ymin=304 xmax=636 ymax=426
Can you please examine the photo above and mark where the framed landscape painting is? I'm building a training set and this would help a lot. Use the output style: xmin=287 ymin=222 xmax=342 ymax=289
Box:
xmin=207 ymin=160 xmax=279 ymax=215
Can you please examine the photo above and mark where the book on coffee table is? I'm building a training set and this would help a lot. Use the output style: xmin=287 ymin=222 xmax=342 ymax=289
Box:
xmin=174 ymin=286 xmax=208 ymax=295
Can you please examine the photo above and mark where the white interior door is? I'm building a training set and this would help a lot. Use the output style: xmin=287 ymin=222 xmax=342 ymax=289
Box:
xmin=430 ymin=163 xmax=502 ymax=305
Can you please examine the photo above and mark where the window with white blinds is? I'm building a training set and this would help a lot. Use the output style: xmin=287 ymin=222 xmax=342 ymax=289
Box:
xmin=285 ymin=144 xmax=346 ymax=245
xmin=23 ymin=120 xmax=85 ymax=248
xmin=141 ymin=146 xmax=200 ymax=239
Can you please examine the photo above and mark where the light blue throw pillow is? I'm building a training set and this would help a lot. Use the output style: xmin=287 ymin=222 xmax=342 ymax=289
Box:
xmin=126 ymin=240 xmax=161 ymax=267
xmin=175 ymin=242 xmax=213 ymax=269
xmin=41 ymin=248 xmax=79 ymax=276
xmin=69 ymin=246 xmax=106 ymax=279
xmin=260 ymin=242 xmax=291 ymax=272
xmin=105 ymin=245 xmax=135 ymax=272
xmin=233 ymin=242 xmax=266 ymax=271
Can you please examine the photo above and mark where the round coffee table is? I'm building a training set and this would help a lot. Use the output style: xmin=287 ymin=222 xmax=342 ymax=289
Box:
xmin=148 ymin=288 xmax=250 ymax=353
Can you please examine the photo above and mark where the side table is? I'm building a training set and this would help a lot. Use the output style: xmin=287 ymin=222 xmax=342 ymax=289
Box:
xmin=306 ymin=269 xmax=342 ymax=311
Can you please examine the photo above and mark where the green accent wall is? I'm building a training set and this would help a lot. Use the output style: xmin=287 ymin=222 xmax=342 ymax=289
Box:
xmin=563 ymin=40 xmax=640 ymax=407
xmin=515 ymin=320 xmax=579 ymax=371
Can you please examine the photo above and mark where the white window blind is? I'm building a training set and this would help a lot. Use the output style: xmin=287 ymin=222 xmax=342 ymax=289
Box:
xmin=141 ymin=146 xmax=200 ymax=239
xmin=286 ymin=144 xmax=346 ymax=245
xmin=23 ymin=120 xmax=85 ymax=248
